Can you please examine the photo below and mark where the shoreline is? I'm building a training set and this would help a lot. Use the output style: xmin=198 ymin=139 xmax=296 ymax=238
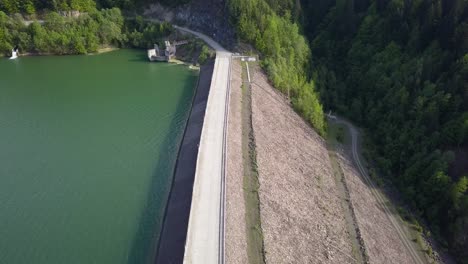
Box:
xmin=155 ymin=59 xmax=215 ymax=263
xmin=94 ymin=46 xmax=119 ymax=54
xmin=3 ymin=46 xmax=119 ymax=57
xmin=3 ymin=48 xmax=201 ymax=69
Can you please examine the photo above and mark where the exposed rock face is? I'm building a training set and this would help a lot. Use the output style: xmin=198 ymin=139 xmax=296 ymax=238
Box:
xmin=58 ymin=10 xmax=82 ymax=17
xmin=144 ymin=0 xmax=235 ymax=49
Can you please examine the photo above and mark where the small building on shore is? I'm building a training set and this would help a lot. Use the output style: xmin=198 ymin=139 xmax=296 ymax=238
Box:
xmin=147 ymin=40 xmax=188 ymax=62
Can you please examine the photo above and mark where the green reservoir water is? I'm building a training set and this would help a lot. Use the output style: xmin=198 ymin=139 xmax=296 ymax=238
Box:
xmin=0 ymin=50 xmax=198 ymax=264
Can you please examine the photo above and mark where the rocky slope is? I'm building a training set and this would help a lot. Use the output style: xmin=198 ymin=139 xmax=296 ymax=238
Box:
xmin=144 ymin=0 xmax=235 ymax=49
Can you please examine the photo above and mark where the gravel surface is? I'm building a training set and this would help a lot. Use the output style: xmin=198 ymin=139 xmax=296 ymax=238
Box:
xmin=225 ymin=60 xmax=249 ymax=264
xmin=336 ymin=151 xmax=416 ymax=264
xmin=250 ymin=67 xmax=354 ymax=264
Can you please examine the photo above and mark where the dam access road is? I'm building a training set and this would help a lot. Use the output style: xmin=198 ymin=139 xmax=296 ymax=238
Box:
xmin=175 ymin=26 xmax=232 ymax=264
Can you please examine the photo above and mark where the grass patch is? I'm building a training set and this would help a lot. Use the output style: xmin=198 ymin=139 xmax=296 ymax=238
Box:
xmin=336 ymin=127 xmax=345 ymax=143
xmin=326 ymin=122 xmax=368 ymax=263
xmin=241 ymin=62 xmax=266 ymax=264
xmin=368 ymin=168 xmax=384 ymax=187
xmin=327 ymin=121 xmax=347 ymax=146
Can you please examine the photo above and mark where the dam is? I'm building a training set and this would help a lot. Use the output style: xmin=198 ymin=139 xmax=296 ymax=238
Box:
xmin=156 ymin=26 xmax=232 ymax=264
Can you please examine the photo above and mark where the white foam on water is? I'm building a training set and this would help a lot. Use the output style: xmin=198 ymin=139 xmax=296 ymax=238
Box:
xmin=10 ymin=51 xmax=18 ymax=60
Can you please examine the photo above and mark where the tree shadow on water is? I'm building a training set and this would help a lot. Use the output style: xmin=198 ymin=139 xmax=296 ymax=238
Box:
xmin=127 ymin=51 xmax=151 ymax=62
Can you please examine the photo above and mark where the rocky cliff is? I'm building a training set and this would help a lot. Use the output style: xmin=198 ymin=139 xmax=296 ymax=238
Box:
xmin=144 ymin=0 xmax=235 ymax=49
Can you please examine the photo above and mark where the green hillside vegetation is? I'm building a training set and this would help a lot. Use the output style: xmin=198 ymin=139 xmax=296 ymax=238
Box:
xmin=228 ymin=0 xmax=326 ymax=136
xmin=302 ymin=0 xmax=468 ymax=261
xmin=0 ymin=6 xmax=174 ymax=56
xmin=0 ymin=8 xmax=125 ymax=55
xmin=0 ymin=0 xmax=191 ymax=13
xmin=97 ymin=0 xmax=190 ymax=9
xmin=0 ymin=0 xmax=96 ymax=14
xmin=123 ymin=16 xmax=173 ymax=48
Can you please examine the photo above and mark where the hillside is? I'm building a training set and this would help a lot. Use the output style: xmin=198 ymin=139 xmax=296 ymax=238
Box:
xmin=226 ymin=0 xmax=467 ymax=261
xmin=249 ymin=63 xmax=355 ymax=263
xmin=0 ymin=0 xmax=216 ymax=56
xmin=142 ymin=0 xmax=235 ymax=48
xmin=302 ymin=0 xmax=468 ymax=261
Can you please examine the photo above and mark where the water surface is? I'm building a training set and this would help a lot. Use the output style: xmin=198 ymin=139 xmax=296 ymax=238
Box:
xmin=0 ymin=50 xmax=198 ymax=264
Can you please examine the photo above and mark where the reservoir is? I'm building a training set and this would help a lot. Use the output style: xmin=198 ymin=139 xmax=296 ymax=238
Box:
xmin=0 ymin=50 xmax=198 ymax=264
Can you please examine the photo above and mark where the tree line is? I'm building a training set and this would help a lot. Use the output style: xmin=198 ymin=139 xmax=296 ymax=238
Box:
xmin=228 ymin=0 xmax=326 ymax=136
xmin=0 ymin=5 xmax=174 ymax=56
xmin=0 ymin=0 xmax=191 ymax=14
xmin=0 ymin=0 xmax=96 ymax=14
xmin=0 ymin=8 xmax=124 ymax=55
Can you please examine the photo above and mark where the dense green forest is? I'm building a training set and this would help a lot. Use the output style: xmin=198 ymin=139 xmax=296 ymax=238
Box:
xmin=0 ymin=1 xmax=174 ymax=55
xmin=0 ymin=8 xmax=125 ymax=55
xmin=301 ymin=0 xmax=468 ymax=261
xmin=0 ymin=0 xmax=189 ymax=13
xmin=0 ymin=0 xmax=96 ymax=14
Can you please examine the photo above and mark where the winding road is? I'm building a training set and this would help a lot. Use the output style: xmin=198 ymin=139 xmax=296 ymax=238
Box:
xmin=330 ymin=117 xmax=426 ymax=264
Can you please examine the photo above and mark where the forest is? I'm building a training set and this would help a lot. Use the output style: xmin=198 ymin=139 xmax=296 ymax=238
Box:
xmin=301 ymin=0 xmax=468 ymax=261
xmin=0 ymin=0 xmax=189 ymax=13
xmin=0 ymin=8 xmax=124 ymax=55
xmin=0 ymin=0 xmax=174 ymax=55
xmin=228 ymin=0 xmax=326 ymax=135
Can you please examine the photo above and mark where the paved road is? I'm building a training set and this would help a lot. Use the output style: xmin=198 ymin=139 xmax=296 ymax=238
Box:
xmin=178 ymin=27 xmax=231 ymax=264
xmin=174 ymin=26 xmax=227 ymax=53
xmin=330 ymin=117 xmax=426 ymax=264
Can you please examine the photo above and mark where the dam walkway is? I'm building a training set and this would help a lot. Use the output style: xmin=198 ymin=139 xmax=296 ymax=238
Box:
xmin=155 ymin=26 xmax=231 ymax=264
xmin=178 ymin=26 xmax=231 ymax=264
